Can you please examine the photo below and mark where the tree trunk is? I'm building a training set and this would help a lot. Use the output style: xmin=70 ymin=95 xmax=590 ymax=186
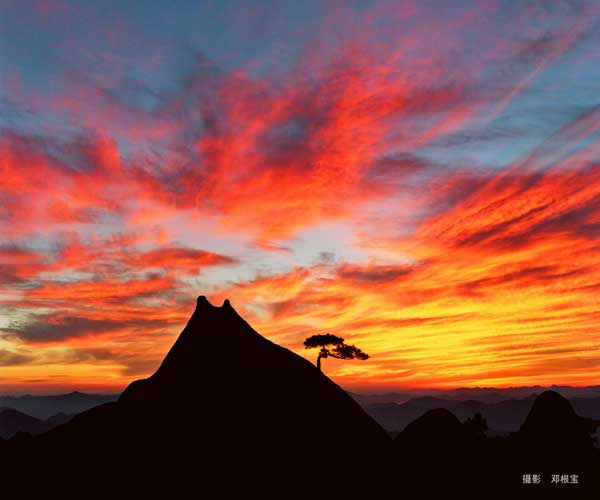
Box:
xmin=317 ymin=353 xmax=322 ymax=371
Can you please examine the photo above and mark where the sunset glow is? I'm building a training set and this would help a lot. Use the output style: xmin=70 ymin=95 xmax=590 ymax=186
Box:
xmin=2 ymin=0 xmax=600 ymax=393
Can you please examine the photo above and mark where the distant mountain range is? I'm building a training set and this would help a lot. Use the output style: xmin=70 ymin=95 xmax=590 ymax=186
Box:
xmin=0 ymin=409 xmax=52 ymax=439
xmin=350 ymin=385 xmax=600 ymax=406
xmin=2 ymin=390 xmax=599 ymax=443
xmin=1 ymin=385 xmax=599 ymax=440
xmin=0 ymin=392 xmax=118 ymax=420
xmin=0 ymin=409 xmax=75 ymax=439
xmin=355 ymin=394 xmax=600 ymax=435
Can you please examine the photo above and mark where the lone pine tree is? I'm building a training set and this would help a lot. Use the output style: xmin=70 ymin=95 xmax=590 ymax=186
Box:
xmin=304 ymin=333 xmax=369 ymax=371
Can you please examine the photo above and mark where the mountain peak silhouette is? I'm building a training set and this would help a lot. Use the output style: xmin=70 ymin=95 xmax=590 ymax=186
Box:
xmin=521 ymin=390 xmax=576 ymax=429
xmin=6 ymin=295 xmax=388 ymax=499
xmin=519 ymin=390 xmax=597 ymax=448
xmin=195 ymin=294 xmax=231 ymax=310
xmin=119 ymin=296 xmax=307 ymax=403
xmin=196 ymin=294 xmax=211 ymax=308
xmin=396 ymin=407 xmax=469 ymax=452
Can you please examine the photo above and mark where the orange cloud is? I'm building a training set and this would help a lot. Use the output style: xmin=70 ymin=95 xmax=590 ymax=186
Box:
xmin=3 ymin=1 xmax=600 ymax=394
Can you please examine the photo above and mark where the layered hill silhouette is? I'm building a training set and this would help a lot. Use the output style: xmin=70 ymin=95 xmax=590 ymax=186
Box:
xmin=2 ymin=297 xmax=388 ymax=499
xmin=363 ymin=394 xmax=539 ymax=434
xmin=361 ymin=393 xmax=600 ymax=440
xmin=0 ymin=408 xmax=77 ymax=440
xmin=2 ymin=297 xmax=600 ymax=499
xmin=0 ymin=408 xmax=54 ymax=439
xmin=0 ymin=391 xmax=117 ymax=419
xmin=391 ymin=391 xmax=600 ymax=499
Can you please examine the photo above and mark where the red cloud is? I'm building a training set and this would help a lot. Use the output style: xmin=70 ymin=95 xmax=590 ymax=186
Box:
xmin=3 ymin=1 xmax=600 ymax=392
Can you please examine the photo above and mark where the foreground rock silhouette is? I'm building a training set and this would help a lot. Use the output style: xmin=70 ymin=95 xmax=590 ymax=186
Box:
xmin=0 ymin=408 xmax=53 ymax=439
xmin=2 ymin=297 xmax=388 ymax=499
xmin=2 ymin=297 xmax=599 ymax=499
xmin=391 ymin=390 xmax=600 ymax=499
xmin=507 ymin=390 xmax=600 ymax=499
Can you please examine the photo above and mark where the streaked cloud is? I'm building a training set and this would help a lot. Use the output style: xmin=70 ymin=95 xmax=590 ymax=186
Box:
xmin=1 ymin=0 xmax=599 ymax=392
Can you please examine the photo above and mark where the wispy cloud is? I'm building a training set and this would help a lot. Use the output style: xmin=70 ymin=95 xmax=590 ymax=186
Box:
xmin=1 ymin=0 xmax=600 ymax=392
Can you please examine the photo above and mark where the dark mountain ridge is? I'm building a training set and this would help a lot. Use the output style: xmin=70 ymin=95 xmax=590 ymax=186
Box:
xmin=0 ymin=409 xmax=52 ymax=439
xmin=364 ymin=394 xmax=539 ymax=433
xmin=2 ymin=296 xmax=388 ymax=499
xmin=392 ymin=390 xmax=600 ymax=499
xmin=3 ymin=297 xmax=599 ymax=499
xmin=362 ymin=394 xmax=600 ymax=440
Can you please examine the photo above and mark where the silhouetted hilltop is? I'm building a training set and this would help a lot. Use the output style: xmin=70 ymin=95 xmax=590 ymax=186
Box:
xmin=388 ymin=391 xmax=600 ymax=499
xmin=392 ymin=407 xmax=487 ymax=498
xmin=0 ymin=409 xmax=52 ymax=439
xmin=4 ymin=296 xmax=388 ymax=499
xmin=397 ymin=407 xmax=468 ymax=446
xmin=118 ymin=297 xmax=386 ymax=444
xmin=4 ymin=300 xmax=600 ymax=499
xmin=363 ymin=394 xmax=539 ymax=433
xmin=497 ymin=391 xmax=600 ymax=499
xmin=519 ymin=390 xmax=598 ymax=449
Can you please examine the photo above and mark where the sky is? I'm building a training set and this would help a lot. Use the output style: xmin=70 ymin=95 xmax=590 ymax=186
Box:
xmin=1 ymin=0 xmax=600 ymax=394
